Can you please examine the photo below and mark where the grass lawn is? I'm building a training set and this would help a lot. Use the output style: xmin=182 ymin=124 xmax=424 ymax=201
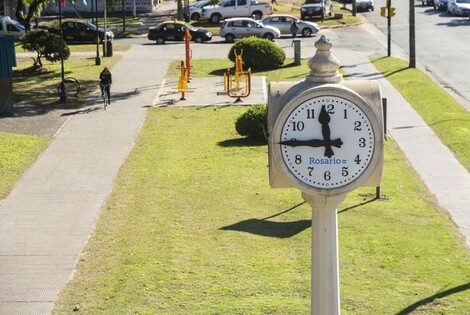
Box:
xmin=53 ymin=106 xmax=470 ymax=314
xmin=0 ymin=133 xmax=50 ymax=200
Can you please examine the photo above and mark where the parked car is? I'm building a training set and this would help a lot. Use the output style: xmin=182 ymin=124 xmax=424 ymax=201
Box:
xmin=260 ymin=14 xmax=319 ymax=37
xmin=300 ymin=0 xmax=332 ymax=20
xmin=49 ymin=21 xmax=114 ymax=44
xmin=184 ymin=0 xmax=211 ymax=21
xmin=147 ymin=20 xmax=212 ymax=44
xmin=356 ymin=0 xmax=374 ymax=11
xmin=447 ymin=0 xmax=470 ymax=15
xmin=0 ymin=16 xmax=25 ymax=37
xmin=201 ymin=0 xmax=272 ymax=24
xmin=434 ymin=0 xmax=449 ymax=10
xmin=422 ymin=0 xmax=434 ymax=5
xmin=219 ymin=17 xmax=280 ymax=43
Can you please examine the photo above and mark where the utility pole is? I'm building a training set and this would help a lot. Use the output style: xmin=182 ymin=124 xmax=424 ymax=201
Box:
xmin=380 ymin=0 xmax=395 ymax=57
xmin=409 ymin=0 xmax=416 ymax=68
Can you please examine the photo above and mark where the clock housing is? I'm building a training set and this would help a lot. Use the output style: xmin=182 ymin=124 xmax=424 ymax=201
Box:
xmin=269 ymin=84 xmax=384 ymax=196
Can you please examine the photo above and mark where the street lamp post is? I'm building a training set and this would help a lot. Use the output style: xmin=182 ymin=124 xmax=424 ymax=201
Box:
xmin=58 ymin=0 xmax=67 ymax=103
xmin=95 ymin=0 xmax=101 ymax=65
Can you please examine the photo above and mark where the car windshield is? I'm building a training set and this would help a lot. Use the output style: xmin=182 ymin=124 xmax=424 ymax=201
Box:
xmin=184 ymin=23 xmax=197 ymax=31
xmin=195 ymin=1 xmax=209 ymax=8
xmin=457 ymin=0 xmax=470 ymax=3
xmin=305 ymin=0 xmax=322 ymax=3
xmin=12 ymin=21 xmax=25 ymax=31
xmin=84 ymin=22 xmax=97 ymax=30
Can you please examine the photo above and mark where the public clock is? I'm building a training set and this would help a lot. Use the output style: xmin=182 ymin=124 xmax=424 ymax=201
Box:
xmin=271 ymin=85 xmax=383 ymax=195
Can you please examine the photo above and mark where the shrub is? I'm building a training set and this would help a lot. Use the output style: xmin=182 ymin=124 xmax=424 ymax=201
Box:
xmin=20 ymin=30 xmax=70 ymax=68
xmin=235 ymin=103 xmax=267 ymax=142
xmin=228 ymin=37 xmax=285 ymax=70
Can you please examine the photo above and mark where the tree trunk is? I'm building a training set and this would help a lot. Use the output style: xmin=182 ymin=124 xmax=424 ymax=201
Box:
xmin=0 ymin=77 xmax=14 ymax=116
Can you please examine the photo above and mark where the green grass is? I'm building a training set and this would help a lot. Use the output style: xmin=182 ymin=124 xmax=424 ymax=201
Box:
xmin=13 ymin=54 xmax=121 ymax=107
xmin=0 ymin=132 xmax=49 ymax=199
xmin=372 ymin=57 xmax=470 ymax=171
xmin=53 ymin=106 xmax=470 ymax=314
xmin=169 ymin=58 xmax=311 ymax=81
xmin=171 ymin=57 xmax=470 ymax=172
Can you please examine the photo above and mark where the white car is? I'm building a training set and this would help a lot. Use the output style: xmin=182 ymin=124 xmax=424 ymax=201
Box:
xmin=447 ymin=0 xmax=470 ymax=15
xmin=0 ymin=16 xmax=25 ymax=37
xmin=261 ymin=14 xmax=319 ymax=37
xmin=184 ymin=0 xmax=211 ymax=21
xmin=219 ymin=17 xmax=280 ymax=43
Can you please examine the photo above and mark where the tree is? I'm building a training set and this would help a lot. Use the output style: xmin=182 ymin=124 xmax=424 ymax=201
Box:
xmin=20 ymin=30 xmax=70 ymax=68
xmin=15 ymin=0 xmax=49 ymax=32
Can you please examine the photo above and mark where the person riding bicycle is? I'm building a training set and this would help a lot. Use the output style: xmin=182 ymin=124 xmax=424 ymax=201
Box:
xmin=99 ymin=67 xmax=112 ymax=105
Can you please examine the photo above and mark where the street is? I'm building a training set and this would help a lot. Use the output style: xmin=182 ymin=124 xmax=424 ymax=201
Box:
xmin=358 ymin=0 xmax=470 ymax=111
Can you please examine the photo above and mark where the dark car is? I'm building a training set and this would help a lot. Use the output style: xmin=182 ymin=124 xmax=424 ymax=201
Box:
xmin=49 ymin=21 xmax=114 ymax=44
xmin=147 ymin=20 xmax=212 ymax=44
xmin=434 ymin=0 xmax=449 ymax=10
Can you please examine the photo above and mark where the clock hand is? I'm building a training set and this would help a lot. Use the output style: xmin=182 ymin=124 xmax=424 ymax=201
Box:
xmin=279 ymin=139 xmax=343 ymax=148
xmin=319 ymin=105 xmax=343 ymax=158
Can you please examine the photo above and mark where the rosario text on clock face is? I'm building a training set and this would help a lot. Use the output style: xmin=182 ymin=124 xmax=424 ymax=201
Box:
xmin=279 ymin=95 xmax=375 ymax=189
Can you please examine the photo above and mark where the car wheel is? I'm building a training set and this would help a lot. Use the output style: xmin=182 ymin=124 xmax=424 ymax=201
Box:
xmin=191 ymin=12 xmax=201 ymax=21
xmin=263 ymin=33 xmax=274 ymax=41
xmin=156 ymin=37 xmax=165 ymax=45
xmin=301 ymin=28 xmax=312 ymax=37
xmin=225 ymin=33 xmax=235 ymax=43
xmin=210 ymin=14 xmax=221 ymax=24
xmin=252 ymin=11 xmax=263 ymax=20
xmin=194 ymin=36 xmax=203 ymax=43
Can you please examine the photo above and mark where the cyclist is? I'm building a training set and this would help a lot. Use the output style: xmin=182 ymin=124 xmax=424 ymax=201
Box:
xmin=99 ymin=67 xmax=112 ymax=105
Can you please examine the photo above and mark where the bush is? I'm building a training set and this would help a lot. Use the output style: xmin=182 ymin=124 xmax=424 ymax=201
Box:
xmin=228 ymin=37 xmax=285 ymax=70
xmin=20 ymin=30 xmax=70 ymax=68
xmin=235 ymin=103 xmax=267 ymax=142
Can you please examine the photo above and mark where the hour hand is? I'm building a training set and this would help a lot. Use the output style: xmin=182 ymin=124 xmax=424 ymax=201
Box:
xmin=279 ymin=139 xmax=325 ymax=147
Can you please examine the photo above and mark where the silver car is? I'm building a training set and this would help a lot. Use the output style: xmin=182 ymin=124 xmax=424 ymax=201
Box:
xmin=219 ymin=17 xmax=281 ymax=43
xmin=261 ymin=14 xmax=320 ymax=37
xmin=184 ymin=0 xmax=211 ymax=21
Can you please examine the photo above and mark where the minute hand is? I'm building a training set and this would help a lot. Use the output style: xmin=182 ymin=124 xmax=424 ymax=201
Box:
xmin=279 ymin=139 xmax=326 ymax=147
xmin=319 ymin=105 xmax=343 ymax=158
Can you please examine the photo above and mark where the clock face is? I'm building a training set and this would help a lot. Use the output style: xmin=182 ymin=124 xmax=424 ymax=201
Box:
xmin=279 ymin=94 xmax=375 ymax=190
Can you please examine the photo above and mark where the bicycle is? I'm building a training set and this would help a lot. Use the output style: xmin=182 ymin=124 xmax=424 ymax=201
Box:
xmin=57 ymin=77 xmax=80 ymax=97
xmin=100 ymin=83 xmax=110 ymax=110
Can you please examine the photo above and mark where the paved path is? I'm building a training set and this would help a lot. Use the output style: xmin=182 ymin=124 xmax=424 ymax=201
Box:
xmin=0 ymin=7 xmax=469 ymax=315
xmin=0 ymin=38 xmax=171 ymax=315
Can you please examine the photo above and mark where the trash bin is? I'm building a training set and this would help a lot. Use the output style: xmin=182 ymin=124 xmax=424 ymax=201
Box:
xmin=103 ymin=39 xmax=113 ymax=57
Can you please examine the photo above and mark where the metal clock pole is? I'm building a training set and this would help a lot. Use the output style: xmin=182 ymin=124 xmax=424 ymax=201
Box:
xmin=303 ymin=193 xmax=346 ymax=315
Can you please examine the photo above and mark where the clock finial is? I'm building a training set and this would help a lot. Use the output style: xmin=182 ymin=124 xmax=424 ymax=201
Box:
xmin=306 ymin=35 xmax=343 ymax=83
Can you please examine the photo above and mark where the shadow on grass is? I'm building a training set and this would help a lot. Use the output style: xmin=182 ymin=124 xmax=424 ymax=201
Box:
xmin=218 ymin=137 xmax=266 ymax=147
xmin=396 ymin=282 xmax=470 ymax=315
xmin=11 ymin=67 xmax=100 ymax=116
xmin=371 ymin=57 xmax=409 ymax=78
xmin=220 ymin=202 xmax=311 ymax=238
xmin=221 ymin=189 xmax=386 ymax=237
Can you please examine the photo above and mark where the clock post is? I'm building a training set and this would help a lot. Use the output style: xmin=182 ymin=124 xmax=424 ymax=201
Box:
xmin=267 ymin=35 xmax=384 ymax=314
